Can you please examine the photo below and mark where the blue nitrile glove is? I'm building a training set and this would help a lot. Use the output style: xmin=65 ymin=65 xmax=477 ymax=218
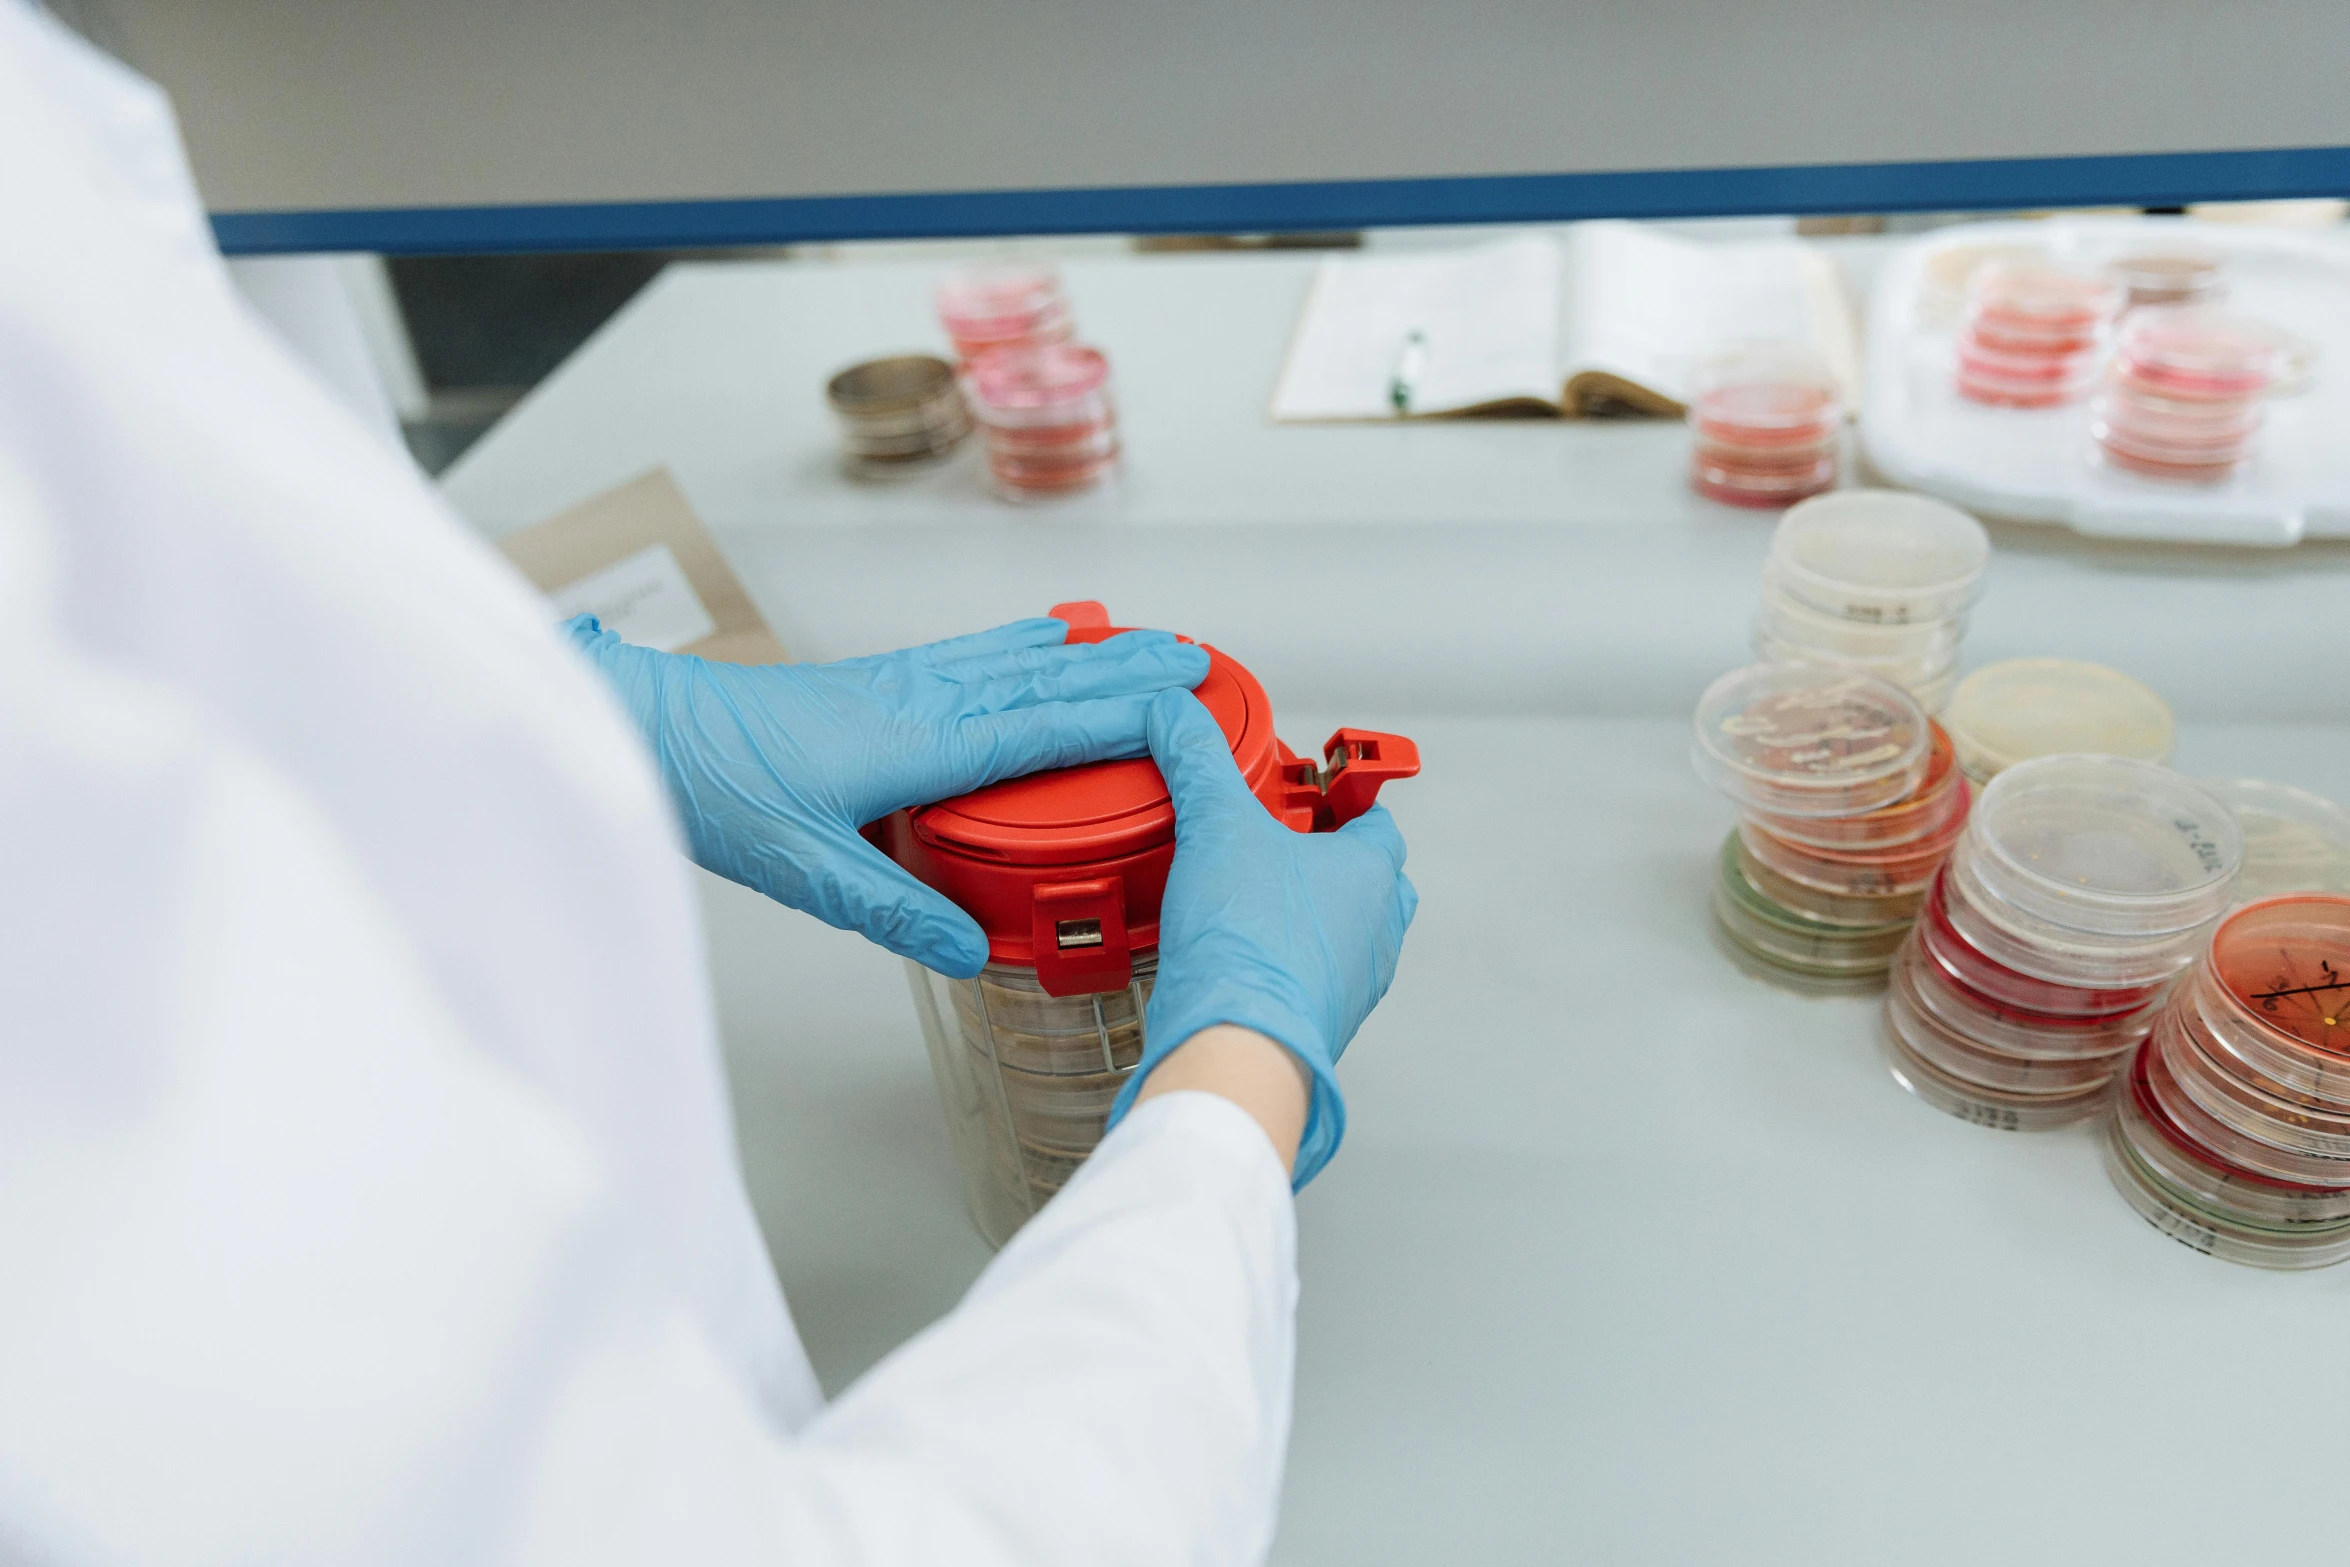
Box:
xmin=1111 ymin=689 xmax=1418 ymax=1187
xmin=567 ymin=615 xmax=1210 ymax=977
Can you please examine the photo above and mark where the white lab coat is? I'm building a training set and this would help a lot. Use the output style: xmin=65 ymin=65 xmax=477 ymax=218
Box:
xmin=0 ymin=10 xmax=1297 ymax=1564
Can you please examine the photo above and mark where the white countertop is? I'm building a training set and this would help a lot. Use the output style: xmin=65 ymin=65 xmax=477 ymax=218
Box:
xmin=445 ymin=238 xmax=2350 ymax=1564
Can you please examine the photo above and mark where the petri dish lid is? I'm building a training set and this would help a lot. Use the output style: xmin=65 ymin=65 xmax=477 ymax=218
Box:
xmin=2200 ymin=779 xmax=2350 ymax=903
xmin=1969 ymin=755 xmax=2241 ymax=935
xmin=936 ymin=262 xmax=1064 ymax=329
xmin=964 ymin=343 xmax=1112 ymax=412
xmin=1689 ymin=342 xmax=1843 ymax=440
xmin=1940 ymin=659 xmax=2173 ymax=779
xmin=1689 ymin=663 xmax=1930 ymax=818
xmin=1967 ymin=260 xmax=2121 ymax=329
xmin=1765 ymin=491 xmax=1990 ymax=625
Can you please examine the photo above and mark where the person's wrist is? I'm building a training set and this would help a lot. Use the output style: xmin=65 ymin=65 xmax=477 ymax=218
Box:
xmin=1131 ymin=1025 xmax=1310 ymax=1176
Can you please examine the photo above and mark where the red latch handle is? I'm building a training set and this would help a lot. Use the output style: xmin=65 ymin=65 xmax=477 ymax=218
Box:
xmin=1030 ymin=877 xmax=1133 ymax=996
xmin=1275 ymin=729 xmax=1421 ymax=833
xmin=1048 ymin=601 xmax=1112 ymax=632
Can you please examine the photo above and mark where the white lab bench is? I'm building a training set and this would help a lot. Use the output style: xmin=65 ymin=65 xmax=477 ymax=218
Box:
xmin=443 ymin=240 xmax=2350 ymax=1566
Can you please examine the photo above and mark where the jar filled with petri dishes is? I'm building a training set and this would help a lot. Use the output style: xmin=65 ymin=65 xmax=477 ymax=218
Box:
xmin=1751 ymin=491 xmax=1989 ymax=714
xmin=1883 ymin=756 xmax=2239 ymax=1130
xmin=2090 ymin=307 xmax=2287 ymax=484
xmin=1691 ymin=664 xmax=1969 ymax=986
xmin=2106 ymin=895 xmax=2350 ymax=1268
xmin=1685 ymin=343 xmax=1843 ymax=509
xmin=880 ymin=601 xmax=1420 ymax=1245
xmin=1938 ymin=658 xmax=2173 ymax=785
xmin=962 ymin=343 xmax=1122 ymax=499
xmin=1953 ymin=261 xmax=2121 ymax=409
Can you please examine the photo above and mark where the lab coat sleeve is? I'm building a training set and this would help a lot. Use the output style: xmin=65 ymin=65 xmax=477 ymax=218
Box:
xmin=768 ymin=1090 xmax=1299 ymax=1564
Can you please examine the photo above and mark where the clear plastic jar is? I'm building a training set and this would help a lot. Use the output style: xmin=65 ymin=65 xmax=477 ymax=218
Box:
xmin=906 ymin=954 xmax=1157 ymax=1247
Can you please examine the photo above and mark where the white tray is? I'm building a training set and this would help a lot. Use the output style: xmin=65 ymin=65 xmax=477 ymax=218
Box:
xmin=1859 ymin=218 xmax=2350 ymax=546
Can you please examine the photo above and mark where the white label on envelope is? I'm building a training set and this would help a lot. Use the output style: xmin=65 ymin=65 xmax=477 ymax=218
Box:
xmin=550 ymin=543 xmax=717 ymax=652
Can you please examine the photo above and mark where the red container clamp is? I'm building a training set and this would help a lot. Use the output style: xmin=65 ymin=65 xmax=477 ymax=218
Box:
xmin=871 ymin=601 xmax=1420 ymax=996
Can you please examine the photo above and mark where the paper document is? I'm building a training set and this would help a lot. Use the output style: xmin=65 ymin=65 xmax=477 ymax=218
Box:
xmin=1270 ymin=222 xmax=1859 ymax=422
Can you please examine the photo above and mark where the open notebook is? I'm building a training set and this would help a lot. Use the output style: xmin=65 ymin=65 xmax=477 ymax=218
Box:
xmin=1269 ymin=224 xmax=1859 ymax=421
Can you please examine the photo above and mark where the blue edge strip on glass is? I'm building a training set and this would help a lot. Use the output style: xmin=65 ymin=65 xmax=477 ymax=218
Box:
xmin=212 ymin=146 xmax=2350 ymax=255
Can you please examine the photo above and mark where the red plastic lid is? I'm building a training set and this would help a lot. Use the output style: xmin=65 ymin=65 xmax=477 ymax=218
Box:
xmin=909 ymin=613 xmax=1277 ymax=867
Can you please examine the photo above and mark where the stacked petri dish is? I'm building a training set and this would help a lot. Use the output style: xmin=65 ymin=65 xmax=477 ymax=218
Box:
xmin=824 ymin=355 xmax=972 ymax=475
xmin=1954 ymin=261 xmax=2120 ymax=409
xmin=935 ymin=262 xmax=1075 ymax=364
xmin=962 ymin=342 xmax=1121 ymax=499
xmin=2106 ymin=895 xmax=2350 ymax=1268
xmin=1884 ymin=756 xmax=2240 ymax=1129
xmin=2201 ymin=779 xmax=2350 ymax=903
xmin=1686 ymin=344 xmax=1842 ymax=509
xmin=2108 ymin=243 xmax=2226 ymax=312
xmin=1752 ymin=491 xmax=1990 ymax=714
xmin=2091 ymin=307 xmax=2285 ymax=483
xmin=1939 ymin=658 xmax=2173 ymax=784
xmin=1693 ymin=664 xmax=1969 ymax=985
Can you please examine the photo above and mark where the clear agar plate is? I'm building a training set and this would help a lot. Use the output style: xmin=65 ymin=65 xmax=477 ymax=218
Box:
xmin=1887 ymin=948 xmax=2136 ymax=1094
xmin=2104 ymin=1111 xmax=2350 ymax=1270
xmin=1881 ymin=1004 xmax=2113 ymax=1131
xmin=1943 ymin=835 xmax=2211 ymax=989
xmin=1941 ymin=659 xmax=2175 ymax=781
xmin=1689 ymin=663 xmax=1930 ymax=818
xmin=1900 ymin=927 xmax=2160 ymax=1061
xmin=2200 ymin=780 xmax=2350 ymax=903
xmin=1763 ymin=491 xmax=1991 ymax=626
xmin=1749 ymin=724 xmax=1969 ymax=851
xmin=1969 ymin=756 xmax=2240 ymax=937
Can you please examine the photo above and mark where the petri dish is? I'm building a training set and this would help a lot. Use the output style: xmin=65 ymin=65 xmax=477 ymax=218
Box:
xmin=2105 ymin=1112 xmax=2350 ymax=1269
xmin=1690 ymin=663 xmax=1930 ymax=818
xmin=1749 ymin=724 xmax=1968 ymax=851
xmin=1968 ymin=757 xmax=2240 ymax=937
xmin=2144 ymin=1013 xmax=2350 ymax=1187
xmin=1737 ymin=817 xmax=1957 ymax=899
xmin=1942 ymin=835 xmax=2212 ymax=988
xmin=1755 ymin=584 xmax=1968 ymax=661
xmin=2108 ymin=245 xmax=2227 ymax=311
xmin=1749 ymin=629 xmax=1956 ymax=699
xmin=1965 ymin=261 xmax=2120 ymax=343
xmin=1735 ymin=834 xmax=1929 ymax=926
xmin=1711 ymin=834 xmax=1909 ymax=979
xmin=936 ymin=262 xmax=1074 ymax=361
xmin=1764 ymin=490 xmax=1990 ymax=626
xmin=2110 ymin=307 xmax=2285 ymax=402
xmin=1899 ymin=928 xmax=2160 ymax=1061
xmin=1881 ymin=1004 xmax=2113 ymax=1130
xmin=2160 ymin=1005 xmax=2350 ymax=1161
xmin=1887 ymin=949 xmax=2136 ymax=1094
xmin=1941 ymin=660 xmax=2175 ymax=781
xmin=1916 ymin=869 xmax=2166 ymax=1017
xmin=2118 ymin=1044 xmax=2350 ymax=1218
xmin=2199 ymin=894 xmax=2350 ymax=1083
xmin=2201 ymin=780 xmax=2350 ymax=904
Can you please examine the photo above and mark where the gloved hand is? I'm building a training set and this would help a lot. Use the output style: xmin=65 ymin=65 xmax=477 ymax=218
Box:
xmin=1112 ymin=689 xmax=1417 ymax=1187
xmin=567 ymin=615 xmax=1209 ymax=977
